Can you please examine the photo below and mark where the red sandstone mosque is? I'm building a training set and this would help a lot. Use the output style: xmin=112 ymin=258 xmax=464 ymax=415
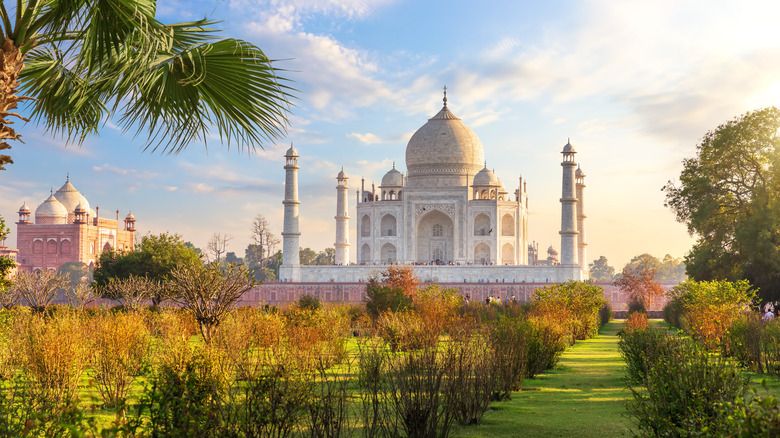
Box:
xmin=14 ymin=176 xmax=136 ymax=272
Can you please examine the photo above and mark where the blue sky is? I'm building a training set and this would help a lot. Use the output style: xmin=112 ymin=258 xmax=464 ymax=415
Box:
xmin=3 ymin=0 xmax=780 ymax=269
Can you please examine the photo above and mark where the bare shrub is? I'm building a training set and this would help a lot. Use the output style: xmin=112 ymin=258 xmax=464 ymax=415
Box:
xmin=102 ymin=275 xmax=160 ymax=312
xmin=376 ymin=310 xmax=437 ymax=352
xmin=489 ymin=317 xmax=529 ymax=400
xmin=89 ymin=312 xmax=151 ymax=408
xmin=12 ymin=270 xmax=68 ymax=313
xmin=13 ymin=312 xmax=89 ymax=405
xmin=284 ymin=307 xmax=349 ymax=371
xmin=0 ymin=284 xmax=20 ymax=309
xmin=356 ymin=337 xmax=391 ymax=438
xmin=412 ymin=284 xmax=461 ymax=337
xmin=147 ymin=309 xmax=199 ymax=373
xmin=444 ymin=331 xmax=499 ymax=425
xmin=171 ymin=262 xmax=255 ymax=344
xmin=385 ymin=347 xmax=454 ymax=438
xmin=306 ymin=361 xmax=356 ymax=438
xmin=68 ymin=280 xmax=95 ymax=311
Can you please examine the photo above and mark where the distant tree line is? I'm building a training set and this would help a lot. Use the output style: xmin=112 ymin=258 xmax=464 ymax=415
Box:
xmin=589 ymin=253 xmax=686 ymax=283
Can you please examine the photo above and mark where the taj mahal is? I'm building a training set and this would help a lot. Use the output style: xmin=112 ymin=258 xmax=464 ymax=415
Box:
xmin=279 ymin=90 xmax=589 ymax=283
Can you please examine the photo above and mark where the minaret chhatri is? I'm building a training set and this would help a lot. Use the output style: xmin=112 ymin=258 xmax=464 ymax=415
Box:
xmin=575 ymin=165 xmax=588 ymax=274
xmin=281 ymin=144 xmax=301 ymax=280
xmin=559 ymin=139 xmax=579 ymax=266
xmin=334 ymin=168 xmax=350 ymax=265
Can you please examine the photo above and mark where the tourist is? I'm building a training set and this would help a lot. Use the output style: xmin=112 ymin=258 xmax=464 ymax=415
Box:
xmin=765 ymin=309 xmax=775 ymax=322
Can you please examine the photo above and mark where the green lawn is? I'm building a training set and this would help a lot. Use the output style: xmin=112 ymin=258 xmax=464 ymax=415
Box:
xmin=452 ymin=320 xmax=633 ymax=437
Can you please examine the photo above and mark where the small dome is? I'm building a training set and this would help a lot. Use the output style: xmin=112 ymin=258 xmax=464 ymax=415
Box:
xmin=473 ymin=165 xmax=499 ymax=187
xmin=35 ymin=194 xmax=68 ymax=224
xmin=285 ymin=144 xmax=298 ymax=157
xmin=575 ymin=166 xmax=585 ymax=177
xmin=562 ymin=140 xmax=576 ymax=154
xmin=74 ymin=201 xmax=86 ymax=213
xmin=337 ymin=168 xmax=348 ymax=179
xmin=126 ymin=211 xmax=135 ymax=220
xmin=18 ymin=202 xmax=30 ymax=213
xmin=381 ymin=165 xmax=403 ymax=187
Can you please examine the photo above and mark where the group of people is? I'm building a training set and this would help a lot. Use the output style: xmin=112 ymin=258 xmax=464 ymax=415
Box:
xmin=479 ymin=294 xmax=518 ymax=306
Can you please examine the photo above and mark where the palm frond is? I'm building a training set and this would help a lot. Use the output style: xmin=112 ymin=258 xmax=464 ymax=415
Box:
xmin=114 ymin=37 xmax=295 ymax=154
xmin=19 ymin=48 xmax=107 ymax=142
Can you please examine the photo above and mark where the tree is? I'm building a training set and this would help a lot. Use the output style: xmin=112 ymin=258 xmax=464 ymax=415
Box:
xmin=663 ymin=107 xmax=780 ymax=301
xmin=251 ymin=214 xmax=279 ymax=264
xmin=224 ymin=252 xmax=242 ymax=265
xmin=314 ymin=248 xmax=335 ymax=265
xmin=206 ymin=233 xmax=232 ymax=263
xmin=57 ymin=261 xmax=90 ymax=287
xmin=0 ymin=0 xmax=293 ymax=170
xmin=184 ymin=241 xmax=202 ymax=256
xmin=93 ymin=232 xmax=201 ymax=304
xmin=589 ymin=256 xmax=615 ymax=281
xmin=12 ymin=269 xmax=69 ymax=313
xmin=170 ymin=262 xmax=255 ymax=344
xmin=299 ymin=247 xmax=318 ymax=265
xmin=102 ymin=275 xmax=160 ymax=312
xmin=615 ymin=257 xmax=664 ymax=310
xmin=657 ymin=254 xmax=687 ymax=283
xmin=0 ymin=214 xmax=9 ymax=243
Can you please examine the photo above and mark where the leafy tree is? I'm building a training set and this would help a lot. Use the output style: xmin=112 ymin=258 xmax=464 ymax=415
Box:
xmin=381 ymin=266 xmax=420 ymax=297
xmin=93 ymin=232 xmax=201 ymax=304
xmin=0 ymin=0 xmax=293 ymax=170
xmin=314 ymin=248 xmax=335 ymax=265
xmin=657 ymin=254 xmax=687 ymax=282
xmin=663 ymin=107 xmax=780 ymax=302
xmin=0 ymin=214 xmax=9 ymax=243
xmin=615 ymin=259 xmax=664 ymax=310
xmin=57 ymin=261 xmax=91 ymax=287
xmin=224 ymin=252 xmax=242 ymax=265
xmin=589 ymin=256 xmax=615 ymax=281
xmin=184 ymin=241 xmax=202 ymax=256
xmin=299 ymin=247 xmax=318 ymax=265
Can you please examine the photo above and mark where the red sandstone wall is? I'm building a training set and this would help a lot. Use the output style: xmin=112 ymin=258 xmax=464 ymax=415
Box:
xmin=237 ymin=281 xmax=677 ymax=311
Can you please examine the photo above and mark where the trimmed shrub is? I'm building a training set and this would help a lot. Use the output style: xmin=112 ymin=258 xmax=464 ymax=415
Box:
xmin=598 ymin=302 xmax=612 ymax=328
xmin=724 ymin=312 xmax=765 ymax=373
xmin=489 ymin=317 xmax=529 ymax=400
xmin=626 ymin=339 xmax=749 ymax=437
xmin=531 ymin=280 xmax=607 ymax=341
xmin=297 ymin=293 xmax=321 ymax=311
xmin=376 ymin=310 xmax=437 ymax=352
xmin=669 ymin=279 xmax=756 ymax=349
xmin=718 ymin=391 xmax=780 ymax=436
xmin=623 ymin=311 xmax=648 ymax=333
xmin=412 ymin=284 xmax=461 ymax=337
xmin=525 ymin=316 xmax=567 ymax=379
xmin=626 ymin=298 xmax=646 ymax=315
xmin=364 ymin=285 xmax=412 ymax=320
xmin=444 ymin=331 xmax=498 ymax=425
xmin=618 ymin=326 xmax=680 ymax=384
xmin=662 ymin=297 xmax=684 ymax=329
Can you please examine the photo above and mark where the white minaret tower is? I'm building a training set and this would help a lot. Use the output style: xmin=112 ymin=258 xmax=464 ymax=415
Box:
xmin=575 ymin=165 xmax=588 ymax=274
xmin=280 ymin=144 xmax=301 ymax=281
xmin=560 ymin=140 xmax=579 ymax=266
xmin=334 ymin=168 xmax=350 ymax=265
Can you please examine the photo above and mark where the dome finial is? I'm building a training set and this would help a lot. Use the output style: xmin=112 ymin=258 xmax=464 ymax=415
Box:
xmin=66 ymin=172 xmax=69 ymax=182
xmin=443 ymin=85 xmax=448 ymax=108
xmin=392 ymin=161 xmax=395 ymax=169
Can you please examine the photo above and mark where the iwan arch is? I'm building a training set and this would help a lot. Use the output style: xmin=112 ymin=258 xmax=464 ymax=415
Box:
xmin=279 ymin=90 xmax=589 ymax=283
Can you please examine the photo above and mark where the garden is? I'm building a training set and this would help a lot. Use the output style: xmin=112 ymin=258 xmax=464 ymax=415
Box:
xmin=2 ymin=265 xmax=780 ymax=436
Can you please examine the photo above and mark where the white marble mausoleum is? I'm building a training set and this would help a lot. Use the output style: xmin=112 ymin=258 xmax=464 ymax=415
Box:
xmin=279 ymin=90 xmax=589 ymax=283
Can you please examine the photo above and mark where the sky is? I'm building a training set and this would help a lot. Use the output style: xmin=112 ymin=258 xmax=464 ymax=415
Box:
xmin=3 ymin=0 xmax=780 ymax=269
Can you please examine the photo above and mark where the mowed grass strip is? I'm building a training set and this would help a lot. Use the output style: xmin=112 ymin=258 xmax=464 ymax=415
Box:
xmin=453 ymin=320 xmax=632 ymax=437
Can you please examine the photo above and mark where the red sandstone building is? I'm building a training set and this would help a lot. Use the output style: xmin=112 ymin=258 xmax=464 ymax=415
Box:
xmin=14 ymin=177 xmax=136 ymax=272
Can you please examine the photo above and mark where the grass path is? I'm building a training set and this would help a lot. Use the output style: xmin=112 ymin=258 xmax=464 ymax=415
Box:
xmin=452 ymin=320 xmax=632 ymax=437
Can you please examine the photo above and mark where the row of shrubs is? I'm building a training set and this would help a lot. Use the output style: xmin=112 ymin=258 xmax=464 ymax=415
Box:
xmin=0 ymin=276 xmax=612 ymax=436
xmin=619 ymin=324 xmax=780 ymax=436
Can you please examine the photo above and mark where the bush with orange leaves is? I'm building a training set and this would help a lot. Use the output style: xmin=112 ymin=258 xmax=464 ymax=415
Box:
xmin=669 ymin=279 xmax=756 ymax=350
xmin=624 ymin=311 xmax=649 ymax=333
xmin=530 ymin=280 xmax=607 ymax=342
xmin=412 ymin=284 xmax=462 ymax=336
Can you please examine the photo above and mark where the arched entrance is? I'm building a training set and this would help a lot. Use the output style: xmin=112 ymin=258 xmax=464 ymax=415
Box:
xmin=380 ymin=243 xmax=397 ymax=263
xmin=416 ymin=210 xmax=454 ymax=263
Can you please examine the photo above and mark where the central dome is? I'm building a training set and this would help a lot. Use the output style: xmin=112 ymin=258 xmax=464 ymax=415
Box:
xmin=405 ymin=94 xmax=485 ymax=188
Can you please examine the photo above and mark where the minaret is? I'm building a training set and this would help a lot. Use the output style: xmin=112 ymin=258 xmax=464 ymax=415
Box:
xmin=559 ymin=140 xmax=579 ymax=266
xmin=575 ymin=166 xmax=588 ymax=274
xmin=281 ymin=144 xmax=301 ymax=281
xmin=335 ymin=168 xmax=350 ymax=265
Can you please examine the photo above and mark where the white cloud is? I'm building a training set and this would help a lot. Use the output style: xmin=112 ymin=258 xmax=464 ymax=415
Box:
xmin=347 ymin=132 xmax=382 ymax=144
xmin=188 ymin=182 xmax=215 ymax=193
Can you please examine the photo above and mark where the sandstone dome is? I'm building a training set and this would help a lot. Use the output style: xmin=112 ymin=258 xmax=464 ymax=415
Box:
xmin=405 ymin=95 xmax=485 ymax=188
xmin=381 ymin=165 xmax=403 ymax=187
xmin=35 ymin=194 xmax=68 ymax=224
xmin=54 ymin=178 xmax=90 ymax=218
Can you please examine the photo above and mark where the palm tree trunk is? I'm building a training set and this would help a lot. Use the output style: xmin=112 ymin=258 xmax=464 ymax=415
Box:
xmin=0 ymin=39 xmax=31 ymax=170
